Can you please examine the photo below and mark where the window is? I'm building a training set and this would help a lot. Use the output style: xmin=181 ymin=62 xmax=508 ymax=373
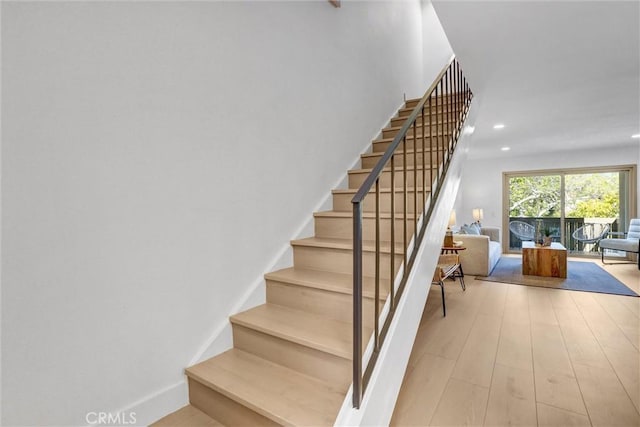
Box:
xmin=503 ymin=165 xmax=637 ymax=256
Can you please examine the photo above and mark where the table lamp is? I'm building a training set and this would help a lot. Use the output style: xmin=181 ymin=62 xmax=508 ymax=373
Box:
xmin=472 ymin=208 xmax=483 ymax=227
xmin=444 ymin=210 xmax=456 ymax=247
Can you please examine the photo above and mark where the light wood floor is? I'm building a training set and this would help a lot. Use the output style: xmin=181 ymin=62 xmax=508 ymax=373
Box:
xmin=391 ymin=259 xmax=640 ymax=427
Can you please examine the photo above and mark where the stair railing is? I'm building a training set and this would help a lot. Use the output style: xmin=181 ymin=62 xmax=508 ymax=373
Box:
xmin=351 ymin=55 xmax=473 ymax=408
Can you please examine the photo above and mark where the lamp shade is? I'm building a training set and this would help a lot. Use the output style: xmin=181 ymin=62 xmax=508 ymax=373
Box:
xmin=472 ymin=208 xmax=484 ymax=222
xmin=448 ymin=210 xmax=457 ymax=227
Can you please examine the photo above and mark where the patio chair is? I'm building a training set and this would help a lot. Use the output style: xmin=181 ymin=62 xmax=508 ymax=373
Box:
xmin=572 ymin=223 xmax=610 ymax=247
xmin=599 ymin=218 xmax=640 ymax=269
xmin=509 ymin=220 xmax=535 ymax=241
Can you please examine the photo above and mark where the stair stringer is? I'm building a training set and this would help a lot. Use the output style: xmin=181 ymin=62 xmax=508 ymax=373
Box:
xmin=334 ymin=102 xmax=477 ymax=427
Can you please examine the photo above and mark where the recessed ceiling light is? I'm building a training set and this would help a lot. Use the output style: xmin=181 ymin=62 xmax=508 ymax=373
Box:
xmin=501 ymin=146 xmax=511 ymax=151
xmin=632 ymin=134 xmax=640 ymax=139
xmin=463 ymin=126 xmax=475 ymax=135
xmin=493 ymin=124 xmax=505 ymax=130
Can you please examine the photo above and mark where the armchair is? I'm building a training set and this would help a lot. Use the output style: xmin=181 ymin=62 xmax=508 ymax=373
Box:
xmin=599 ymin=218 xmax=640 ymax=269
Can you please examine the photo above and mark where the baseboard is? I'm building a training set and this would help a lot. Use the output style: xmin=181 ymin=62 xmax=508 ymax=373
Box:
xmin=83 ymin=380 xmax=187 ymax=427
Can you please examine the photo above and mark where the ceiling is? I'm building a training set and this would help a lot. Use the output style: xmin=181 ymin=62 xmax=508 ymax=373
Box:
xmin=431 ymin=0 xmax=640 ymax=159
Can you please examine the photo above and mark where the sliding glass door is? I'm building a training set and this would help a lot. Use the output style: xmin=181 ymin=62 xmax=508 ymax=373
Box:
xmin=504 ymin=166 xmax=636 ymax=256
xmin=507 ymin=175 xmax=562 ymax=249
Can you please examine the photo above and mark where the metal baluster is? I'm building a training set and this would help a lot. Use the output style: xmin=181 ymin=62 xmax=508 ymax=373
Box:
xmin=445 ymin=73 xmax=449 ymax=160
xmin=390 ymin=154 xmax=395 ymax=311
xmin=421 ymin=105 xmax=426 ymax=221
xmin=435 ymin=85 xmax=440 ymax=178
xmin=429 ymin=96 xmax=433 ymax=200
xmin=442 ymin=70 xmax=447 ymax=165
xmin=374 ymin=179 xmax=380 ymax=351
xmin=453 ymin=62 xmax=458 ymax=141
xmin=403 ymin=136 xmax=407 ymax=271
xmin=451 ymin=61 xmax=458 ymax=141
xmin=466 ymin=81 xmax=469 ymax=104
xmin=458 ymin=62 xmax=464 ymax=128
xmin=452 ymin=65 xmax=456 ymax=144
xmin=449 ymin=66 xmax=453 ymax=151
xmin=447 ymin=66 xmax=452 ymax=159
xmin=459 ymin=62 xmax=463 ymax=133
xmin=441 ymin=79 xmax=445 ymax=174
xmin=453 ymin=64 xmax=458 ymax=141
xmin=413 ymin=120 xmax=417 ymax=249
xmin=440 ymin=80 xmax=444 ymax=177
xmin=352 ymin=201 xmax=363 ymax=408
xmin=457 ymin=61 xmax=461 ymax=136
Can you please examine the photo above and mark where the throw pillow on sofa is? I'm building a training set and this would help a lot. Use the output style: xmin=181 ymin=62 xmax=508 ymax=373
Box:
xmin=460 ymin=223 xmax=481 ymax=235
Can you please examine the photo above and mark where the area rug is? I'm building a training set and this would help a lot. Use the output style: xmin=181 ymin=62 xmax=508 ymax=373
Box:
xmin=477 ymin=257 xmax=638 ymax=297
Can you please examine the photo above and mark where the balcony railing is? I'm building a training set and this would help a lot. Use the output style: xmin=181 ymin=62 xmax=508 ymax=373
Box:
xmin=508 ymin=216 xmax=620 ymax=253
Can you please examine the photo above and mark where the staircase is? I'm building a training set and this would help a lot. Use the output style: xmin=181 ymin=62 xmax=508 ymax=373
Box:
xmin=152 ymin=104 xmax=460 ymax=427
xmin=153 ymin=61 xmax=472 ymax=427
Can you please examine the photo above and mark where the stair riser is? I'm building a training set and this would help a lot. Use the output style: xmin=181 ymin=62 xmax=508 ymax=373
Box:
xmin=189 ymin=378 xmax=278 ymax=427
xmin=315 ymin=215 xmax=418 ymax=242
xmin=361 ymin=150 xmax=442 ymax=168
xmin=332 ymin=190 xmax=429 ymax=213
xmin=372 ymin=136 xmax=453 ymax=153
xmin=293 ymin=245 xmax=403 ymax=278
xmin=266 ymin=280 xmax=381 ymax=329
xmin=349 ymin=168 xmax=433 ymax=190
xmin=382 ymin=123 xmax=461 ymax=140
xmin=232 ymin=324 xmax=351 ymax=391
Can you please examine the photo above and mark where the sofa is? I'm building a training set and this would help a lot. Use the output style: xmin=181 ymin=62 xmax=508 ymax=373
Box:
xmin=453 ymin=226 xmax=501 ymax=276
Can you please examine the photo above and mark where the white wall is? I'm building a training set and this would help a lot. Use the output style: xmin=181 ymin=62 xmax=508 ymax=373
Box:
xmin=456 ymin=144 xmax=640 ymax=230
xmin=422 ymin=0 xmax=454 ymax=86
xmin=1 ymin=1 xmax=429 ymax=425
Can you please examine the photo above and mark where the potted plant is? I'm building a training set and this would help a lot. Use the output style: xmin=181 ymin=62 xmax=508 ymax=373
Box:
xmin=543 ymin=227 xmax=553 ymax=246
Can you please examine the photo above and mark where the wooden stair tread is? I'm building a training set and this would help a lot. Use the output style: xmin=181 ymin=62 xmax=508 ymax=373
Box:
xmin=230 ymin=303 xmax=370 ymax=359
xmin=361 ymin=148 xmax=445 ymax=158
xmin=265 ymin=267 xmax=389 ymax=299
xmin=186 ymin=349 xmax=344 ymax=426
xmin=348 ymin=165 xmax=441 ymax=175
xmin=398 ymin=105 xmax=464 ymax=114
xmin=374 ymin=132 xmax=455 ymax=144
xmin=332 ymin=186 xmax=430 ymax=194
xmin=405 ymin=94 xmax=462 ymax=103
xmin=290 ymin=236 xmax=405 ymax=254
xmin=391 ymin=114 xmax=458 ymax=122
xmin=151 ymin=405 xmax=224 ymax=427
xmin=314 ymin=210 xmax=419 ymax=219
xmin=386 ymin=119 xmax=459 ymax=130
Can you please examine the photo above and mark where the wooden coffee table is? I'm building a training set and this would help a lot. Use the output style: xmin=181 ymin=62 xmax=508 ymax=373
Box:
xmin=522 ymin=241 xmax=567 ymax=278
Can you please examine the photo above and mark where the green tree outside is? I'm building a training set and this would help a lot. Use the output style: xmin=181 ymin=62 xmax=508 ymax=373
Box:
xmin=509 ymin=172 xmax=619 ymax=219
